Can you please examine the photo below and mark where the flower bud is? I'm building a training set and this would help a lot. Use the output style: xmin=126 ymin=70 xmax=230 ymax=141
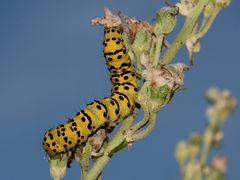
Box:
xmin=175 ymin=141 xmax=189 ymax=165
xmin=132 ymin=29 xmax=151 ymax=55
xmin=188 ymin=133 xmax=202 ymax=160
xmin=155 ymin=6 xmax=178 ymax=35
xmin=204 ymin=2 xmax=215 ymax=18
xmin=216 ymin=0 xmax=231 ymax=7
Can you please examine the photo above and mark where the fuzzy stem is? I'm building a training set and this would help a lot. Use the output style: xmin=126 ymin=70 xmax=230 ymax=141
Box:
xmin=78 ymin=142 xmax=93 ymax=180
xmin=200 ymin=142 xmax=211 ymax=166
xmin=129 ymin=112 xmax=156 ymax=141
xmin=84 ymin=116 xmax=135 ymax=180
xmin=136 ymin=54 xmax=143 ymax=72
xmin=160 ymin=0 xmax=211 ymax=65
xmin=130 ymin=103 xmax=150 ymax=132
xmin=196 ymin=5 xmax=221 ymax=39
xmin=200 ymin=128 xmax=213 ymax=166
xmin=153 ymin=35 xmax=164 ymax=67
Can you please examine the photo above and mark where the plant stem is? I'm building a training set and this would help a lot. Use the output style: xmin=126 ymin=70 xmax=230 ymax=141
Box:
xmin=153 ymin=35 xmax=164 ymax=67
xmin=200 ymin=129 xmax=213 ymax=166
xmin=196 ymin=5 xmax=221 ymax=39
xmin=160 ymin=0 xmax=211 ymax=65
xmin=78 ymin=142 xmax=92 ymax=180
xmin=129 ymin=104 xmax=150 ymax=132
xmin=129 ymin=113 xmax=156 ymax=141
xmin=84 ymin=116 xmax=135 ymax=180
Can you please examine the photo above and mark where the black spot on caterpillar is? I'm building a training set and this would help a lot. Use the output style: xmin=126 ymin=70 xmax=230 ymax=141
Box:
xmin=42 ymin=26 xmax=138 ymax=157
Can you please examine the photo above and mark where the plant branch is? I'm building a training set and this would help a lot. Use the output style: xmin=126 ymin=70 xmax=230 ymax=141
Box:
xmin=84 ymin=116 xmax=135 ymax=180
xmin=160 ymin=0 xmax=211 ymax=65
xmin=127 ymin=112 xmax=156 ymax=142
xmin=78 ymin=142 xmax=92 ymax=180
xmin=200 ymin=129 xmax=213 ymax=166
xmin=152 ymin=35 xmax=164 ymax=67
xmin=130 ymin=104 xmax=150 ymax=133
xmin=196 ymin=4 xmax=221 ymax=39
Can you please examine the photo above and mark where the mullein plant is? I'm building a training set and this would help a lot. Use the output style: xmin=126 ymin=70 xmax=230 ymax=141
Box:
xmin=46 ymin=1 xmax=232 ymax=179
xmin=175 ymin=87 xmax=236 ymax=180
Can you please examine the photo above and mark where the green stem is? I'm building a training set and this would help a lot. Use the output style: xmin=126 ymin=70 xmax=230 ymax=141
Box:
xmin=78 ymin=142 xmax=92 ymax=180
xmin=153 ymin=35 xmax=164 ymax=67
xmin=196 ymin=5 xmax=221 ymax=39
xmin=84 ymin=116 xmax=135 ymax=180
xmin=129 ymin=113 xmax=156 ymax=142
xmin=160 ymin=0 xmax=211 ymax=65
xmin=136 ymin=54 xmax=143 ymax=72
xmin=200 ymin=143 xmax=211 ymax=166
xmin=129 ymin=104 xmax=150 ymax=132
xmin=128 ymin=81 xmax=152 ymax=133
xmin=200 ymin=129 xmax=213 ymax=166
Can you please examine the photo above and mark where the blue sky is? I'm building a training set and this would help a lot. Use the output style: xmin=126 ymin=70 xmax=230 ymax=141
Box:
xmin=0 ymin=0 xmax=239 ymax=179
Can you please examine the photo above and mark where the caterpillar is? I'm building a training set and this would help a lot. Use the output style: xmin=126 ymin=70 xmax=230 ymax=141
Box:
xmin=42 ymin=26 xmax=138 ymax=157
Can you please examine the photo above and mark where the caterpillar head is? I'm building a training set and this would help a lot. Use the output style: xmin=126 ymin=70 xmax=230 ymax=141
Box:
xmin=42 ymin=124 xmax=77 ymax=157
xmin=42 ymin=128 xmax=64 ymax=157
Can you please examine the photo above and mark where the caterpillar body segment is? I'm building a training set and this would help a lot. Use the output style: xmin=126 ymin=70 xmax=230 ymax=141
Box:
xmin=42 ymin=26 xmax=138 ymax=157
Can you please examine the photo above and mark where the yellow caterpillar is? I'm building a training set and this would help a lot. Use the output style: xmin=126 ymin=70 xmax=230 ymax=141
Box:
xmin=42 ymin=26 xmax=138 ymax=157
